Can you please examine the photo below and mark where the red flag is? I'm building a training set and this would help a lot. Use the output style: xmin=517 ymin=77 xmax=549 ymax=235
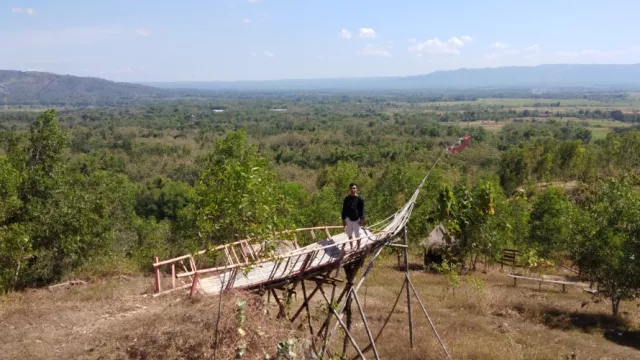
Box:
xmin=446 ymin=135 xmax=472 ymax=154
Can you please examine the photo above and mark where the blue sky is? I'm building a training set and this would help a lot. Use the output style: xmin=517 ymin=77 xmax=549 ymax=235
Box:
xmin=2 ymin=0 xmax=640 ymax=82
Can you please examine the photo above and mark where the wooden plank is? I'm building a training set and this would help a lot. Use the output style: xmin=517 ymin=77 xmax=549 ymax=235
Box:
xmin=507 ymin=274 xmax=576 ymax=285
xmin=324 ymin=228 xmax=332 ymax=239
xmin=310 ymin=229 xmax=317 ymax=241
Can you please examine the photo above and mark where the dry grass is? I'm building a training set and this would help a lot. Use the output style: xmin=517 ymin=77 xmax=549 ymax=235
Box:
xmin=1 ymin=256 xmax=639 ymax=360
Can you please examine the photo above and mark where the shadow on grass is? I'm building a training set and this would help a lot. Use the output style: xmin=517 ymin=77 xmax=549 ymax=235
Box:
xmin=543 ymin=307 xmax=640 ymax=350
xmin=393 ymin=262 xmax=425 ymax=272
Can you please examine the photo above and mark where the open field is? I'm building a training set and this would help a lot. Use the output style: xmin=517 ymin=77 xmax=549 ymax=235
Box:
xmin=421 ymin=98 xmax=640 ymax=108
xmin=460 ymin=118 xmax=632 ymax=138
xmin=1 ymin=255 xmax=638 ymax=360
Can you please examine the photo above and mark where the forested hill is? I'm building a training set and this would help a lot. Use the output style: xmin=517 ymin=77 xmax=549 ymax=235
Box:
xmin=0 ymin=70 xmax=173 ymax=106
xmin=148 ymin=64 xmax=640 ymax=90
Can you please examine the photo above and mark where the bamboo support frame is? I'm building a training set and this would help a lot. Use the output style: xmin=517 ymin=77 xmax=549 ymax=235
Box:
xmin=151 ymin=149 xmax=457 ymax=356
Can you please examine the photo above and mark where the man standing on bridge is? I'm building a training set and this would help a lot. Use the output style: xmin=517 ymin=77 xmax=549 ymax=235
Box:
xmin=342 ymin=183 xmax=365 ymax=248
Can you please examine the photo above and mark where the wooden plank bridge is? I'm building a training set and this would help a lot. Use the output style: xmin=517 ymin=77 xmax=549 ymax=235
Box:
xmin=150 ymin=148 xmax=461 ymax=360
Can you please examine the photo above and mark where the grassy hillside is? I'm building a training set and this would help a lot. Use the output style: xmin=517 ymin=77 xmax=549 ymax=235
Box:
xmin=1 ymin=257 xmax=638 ymax=359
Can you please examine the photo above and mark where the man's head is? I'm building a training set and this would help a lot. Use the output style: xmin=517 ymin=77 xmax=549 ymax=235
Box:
xmin=349 ymin=183 xmax=358 ymax=196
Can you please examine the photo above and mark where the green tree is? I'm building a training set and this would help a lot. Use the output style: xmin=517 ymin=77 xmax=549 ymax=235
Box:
xmin=529 ymin=187 xmax=572 ymax=260
xmin=570 ymin=179 xmax=640 ymax=316
xmin=182 ymin=129 xmax=293 ymax=249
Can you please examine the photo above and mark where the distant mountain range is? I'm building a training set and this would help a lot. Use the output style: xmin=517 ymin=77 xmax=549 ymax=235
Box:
xmin=3 ymin=64 xmax=640 ymax=106
xmin=147 ymin=64 xmax=640 ymax=91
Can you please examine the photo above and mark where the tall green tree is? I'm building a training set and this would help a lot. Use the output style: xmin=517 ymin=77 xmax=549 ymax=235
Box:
xmin=570 ymin=179 xmax=640 ymax=316
xmin=181 ymin=129 xmax=293 ymax=249
xmin=528 ymin=187 xmax=572 ymax=260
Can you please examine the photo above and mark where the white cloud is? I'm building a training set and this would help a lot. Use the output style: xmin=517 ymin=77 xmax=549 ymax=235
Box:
xmin=491 ymin=42 xmax=508 ymax=49
xmin=11 ymin=7 xmax=36 ymax=15
xmin=408 ymin=38 xmax=417 ymax=43
xmin=135 ymin=28 xmax=151 ymax=37
xmin=357 ymin=44 xmax=391 ymax=57
xmin=524 ymin=44 xmax=540 ymax=52
xmin=408 ymin=36 xmax=472 ymax=56
xmin=264 ymin=51 xmax=275 ymax=58
xmin=249 ymin=52 xmax=257 ymax=57
xmin=449 ymin=36 xmax=464 ymax=47
xmin=339 ymin=29 xmax=352 ymax=39
xmin=241 ymin=19 xmax=251 ymax=24
xmin=358 ymin=28 xmax=377 ymax=38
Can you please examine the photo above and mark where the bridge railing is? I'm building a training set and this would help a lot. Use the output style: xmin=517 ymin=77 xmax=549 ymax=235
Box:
xmin=152 ymin=226 xmax=345 ymax=296
xmin=187 ymin=229 xmax=394 ymax=296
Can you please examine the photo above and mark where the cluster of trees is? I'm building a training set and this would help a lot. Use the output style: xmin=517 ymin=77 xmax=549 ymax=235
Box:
xmin=430 ymin=177 xmax=640 ymax=316
xmin=1 ymin=97 xmax=639 ymax=315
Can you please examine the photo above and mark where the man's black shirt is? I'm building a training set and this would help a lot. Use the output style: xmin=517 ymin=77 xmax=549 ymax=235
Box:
xmin=342 ymin=195 xmax=365 ymax=222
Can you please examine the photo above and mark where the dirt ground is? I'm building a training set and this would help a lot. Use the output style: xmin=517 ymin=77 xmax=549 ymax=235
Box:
xmin=1 ymin=256 xmax=638 ymax=360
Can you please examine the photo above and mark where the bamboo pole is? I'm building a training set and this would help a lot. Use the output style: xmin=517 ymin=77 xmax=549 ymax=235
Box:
xmin=300 ymin=280 xmax=318 ymax=351
xmin=407 ymin=276 xmax=452 ymax=360
xmin=171 ymin=263 xmax=176 ymax=289
xmin=355 ymin=278 xmax=407 ymax=359
xmin=213 ymin=271 xmax=226 ymax=360
xmin=352 ymin=289 xmax=380 ymax=360
xmin=153 ymin=256 xmax=161 ymax=293
xmin=403 ymin=227 xmax=414 ymax=348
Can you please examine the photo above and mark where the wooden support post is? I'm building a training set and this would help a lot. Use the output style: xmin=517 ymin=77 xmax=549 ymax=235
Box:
xmin=300 ymin=280 xmax=318 ymax=352
xmin=271 ymin=288 xmax=287 ymax=319
xmin=171 ymin=263 xmax=176 ymax=289
xmin=355 ymin=278 xmax=406 ymax=360
xmin=403 ymin=227 xmax=414 ymax=348
xmin=292 ymin=282 xmax=322 ymax=322
xmin=190 ymin=272 xmax=200 ymax=298
xmin=407 ymin=277 xmax=452 ymax=360
xmin=153 ymin=256 xmax=161 ymax=293
xmin=341 ymin=259 xmax=364 ymax=357
xmin=513 ymin=277 xmax=517 ymax=287
xmin=320 ymin=254 xmax=346 ymax=356
xmin=330 ymin=305 xmax=367 ymax=360
xmin=352 ymin=289 xmax=380 ymax=360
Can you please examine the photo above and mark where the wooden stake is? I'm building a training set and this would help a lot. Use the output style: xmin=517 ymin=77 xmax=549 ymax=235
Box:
xmin=403 ymin=227 xmax=414 ymax=348
xmin=171 ymin=263 xmax=176 ymax=289
xmin=153 ymin=256 xmax=161 ymax=293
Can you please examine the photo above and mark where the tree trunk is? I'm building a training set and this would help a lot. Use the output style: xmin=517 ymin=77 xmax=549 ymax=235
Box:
xmin=611 ymin=296 xmax=620 ymax=317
